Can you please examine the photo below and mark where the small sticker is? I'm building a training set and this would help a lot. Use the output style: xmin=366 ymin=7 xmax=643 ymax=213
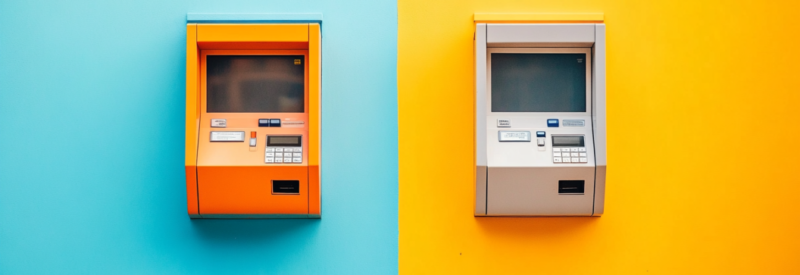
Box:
xmin=294 ymin=59 xmax=301 ymax=65
xmin=211 ymin=119 xmax=227 ymax=128
xmin=497 ymin=119 xmax=511 ymax=127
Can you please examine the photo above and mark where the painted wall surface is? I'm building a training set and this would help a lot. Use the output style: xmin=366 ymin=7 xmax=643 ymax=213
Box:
xmin=398 ymin=1 xmax=800 ymax=274
xmin=0 ymin=0 xmax=397 ymax=274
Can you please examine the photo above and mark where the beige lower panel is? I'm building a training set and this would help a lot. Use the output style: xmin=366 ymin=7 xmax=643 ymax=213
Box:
xmin=487 ymin=167 xmax=595 ymax=216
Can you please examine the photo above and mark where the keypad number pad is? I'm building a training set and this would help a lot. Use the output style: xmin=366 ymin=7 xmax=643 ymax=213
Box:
xmin=553 ymin=147 xmax=588 ymax=163
xmin=265 ymin=146 xmax=303 ymax=164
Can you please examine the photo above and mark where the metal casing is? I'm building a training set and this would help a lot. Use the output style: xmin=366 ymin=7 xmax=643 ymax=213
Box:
xmin=186 ymin=23 xmax=322 ymax=218
xmin=475 ymin=23 xmax=606 ymax=216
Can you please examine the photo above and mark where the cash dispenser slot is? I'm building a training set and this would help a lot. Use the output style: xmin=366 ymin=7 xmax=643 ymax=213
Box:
xmin=558 ymin=180 xmax=585 ymax=194
xmin=273 ymin=180 xmax=300 ymax=194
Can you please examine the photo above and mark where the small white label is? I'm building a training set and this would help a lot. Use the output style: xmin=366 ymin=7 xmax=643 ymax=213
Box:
xmin=497 ymin=119 xmax=511 ymax=127
xmin=283 ymin=120 xmax=305 ymax=128
xmin=498 ymin=131 xmax=531 ymax=142
xmin=211 ymin=119 xmax=227 ymax=128
xmin=563 ymin=119 xmax=585 ymax=127
xmin=210 ymin=131 xmax=245 ymax=142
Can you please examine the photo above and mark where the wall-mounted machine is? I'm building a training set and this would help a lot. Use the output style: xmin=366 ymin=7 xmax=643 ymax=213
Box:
xmin=186 ymin=23 xmax=321 ymax=218
xmin=474 ymin=22 xmax=606 ymax=216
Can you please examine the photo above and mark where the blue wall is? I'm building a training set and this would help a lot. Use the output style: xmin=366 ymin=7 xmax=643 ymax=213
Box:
xmin=0 ymin=0 xmax=397 ymax=274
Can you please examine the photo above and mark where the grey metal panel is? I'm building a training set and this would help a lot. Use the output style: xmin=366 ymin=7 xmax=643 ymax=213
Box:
xmin=592 ymin=165 xmax=606 ymax=216
xmin=476 ymin=24 xmax=487 ymax=167
xmin=593 ymin=24 xmax=607 ymax=167
xmin=487 ymin=24 xmax=595 ymax=44
xmin=487 ymin=167 xmax=595 ymax=216
xmin=475 ymin=166 xmax=487 ymax=216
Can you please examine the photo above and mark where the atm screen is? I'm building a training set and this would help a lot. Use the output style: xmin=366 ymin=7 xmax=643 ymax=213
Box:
xmin=491 ymin=53 xmax=586 ymax=112
xmin=207 ymin=55 xmax=305 ymax=113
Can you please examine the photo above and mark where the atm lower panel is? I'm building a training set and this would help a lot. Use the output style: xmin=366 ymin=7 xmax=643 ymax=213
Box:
xmin=485 ymin=167 xmax=595 ymax=216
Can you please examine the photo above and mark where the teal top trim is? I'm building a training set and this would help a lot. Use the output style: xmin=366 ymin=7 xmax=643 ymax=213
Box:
xmin=187 ymin=13 xmax=323 ymax=23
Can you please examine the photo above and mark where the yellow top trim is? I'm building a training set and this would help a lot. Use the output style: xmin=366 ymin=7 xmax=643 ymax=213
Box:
xmin=474 ymin=13 xmax=604 ymax=22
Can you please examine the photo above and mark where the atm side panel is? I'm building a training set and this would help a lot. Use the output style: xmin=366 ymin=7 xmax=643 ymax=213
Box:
xmin=592 ymin=23 xmax=607 ymax=216
xmin=474 ymin=23 xmax=488 ymax=216
xmin=185 ymin=23 xmax=201 ymax=218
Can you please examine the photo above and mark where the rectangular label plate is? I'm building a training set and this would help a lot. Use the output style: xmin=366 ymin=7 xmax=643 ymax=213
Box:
xmin=498 ymin=131 xmax=531 ymax=142
xmin=210 ymin=131 xmax=245 ymax=142
xmin=211 ymin=119 xmax=227 ymax=128
xmin=563 ymin=119 xmax=585 ymax=127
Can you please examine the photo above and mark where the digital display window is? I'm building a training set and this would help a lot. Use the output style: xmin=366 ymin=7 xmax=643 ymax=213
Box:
xmin=268 ymin=136 xmax=302 ymax=146
xmin=207 ymin=55 xmax=305 ymax=113
xmin=491 ymin=53 xmax=587 ymax=112
xmin=552 ymin=136 xmax=585 ymax=147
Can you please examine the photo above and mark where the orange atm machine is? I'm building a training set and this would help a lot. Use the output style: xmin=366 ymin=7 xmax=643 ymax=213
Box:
xmin=185 ymin=23 xmax=321 ymax=218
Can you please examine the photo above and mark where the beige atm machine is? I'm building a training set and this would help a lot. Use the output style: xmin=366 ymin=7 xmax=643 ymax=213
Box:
xmin=474 ymin=23 xmax=606 ymax=216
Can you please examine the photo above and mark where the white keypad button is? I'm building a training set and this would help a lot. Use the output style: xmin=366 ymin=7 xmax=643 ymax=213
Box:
xmin=571 ymin=153 xmax=579 ymax=157
xmin=275 ymin=148 xmax=284 ymax=152
xmin=265 ymin=148 xmax=275 ymax=152
xmin=579 ymin=148 xmax=586 ymax=152
xmin=562 ymin=158 xmax=571 ymax=163
xmin=580 ymin=158 xmax=588 ymax=163
xmin=553 ymin=152 xmax=561 ymax=157
xmin=293 ymin=152 xmax=302 ymax=157
xmin=553 ymin=157 xmax=562 ymax=163
xmin=274 ymin=158 xmax=283 ymax=163
xmin=570 ymin=148 xmax=579 ymax=152
xmin=553 ymin=148 xmax=561 ymax=152
xmin=284 ymin=158 xmax=292 ymax=163
xmin=275 ymin=153 xmax=283 ymax=157
xmin=579 ymin=153 xmax=587 ymax=157
xmin=265 ymin=153 xmax=275 ymax=157
xmin=265 ymin=158 xmax=274 ymax=163
xmin=292 ymin=158 xmax=302 ymax=163
xmin=571 ymin=158 xmax=579 ymax=162
xmin=293 ymin=147 xmax=302 ymax=152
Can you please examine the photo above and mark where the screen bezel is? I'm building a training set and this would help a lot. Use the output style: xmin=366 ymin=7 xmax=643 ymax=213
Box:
xmin=487 ymin=48 xmax=592 ymax=115
xmin=199 ymin=50 xmax=310 ymax=116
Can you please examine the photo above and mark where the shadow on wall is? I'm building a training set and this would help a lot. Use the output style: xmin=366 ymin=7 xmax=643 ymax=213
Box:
xmin=474 ymin=217 xmax=598 ymax=240
xmin=190 ymin=219 xmax=320 ymax=244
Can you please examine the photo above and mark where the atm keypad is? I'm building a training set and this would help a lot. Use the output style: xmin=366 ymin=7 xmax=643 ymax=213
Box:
xmin=552 ymin=147 xmax=588 ymax=163
xmin=265 ymin=147 xmax=303 ymax=164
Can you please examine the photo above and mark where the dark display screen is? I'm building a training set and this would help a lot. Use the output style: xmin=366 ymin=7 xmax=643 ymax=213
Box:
xmin=491 ymin=53 xmax=587 ymax=112
xmin=268 ymin=136 xmax=302 ymax=146
xmin=552 ymin=136 xmax=585 ymax=147
xmin=207 ymin=55 xmax=305 ymax=113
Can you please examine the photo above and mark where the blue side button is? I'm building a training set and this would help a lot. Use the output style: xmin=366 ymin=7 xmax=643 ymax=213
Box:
xmin=536 ymin=131 xmax=546 ymax=137
xmin=547 ymin=119 xmax=559 ymax=127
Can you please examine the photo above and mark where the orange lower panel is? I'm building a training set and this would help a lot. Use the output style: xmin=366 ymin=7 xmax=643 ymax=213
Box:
xmin=308 ymin=165 xmax=320 ymax=216
xmin=185 ymin=166 xmax=200 ymax=217
xmin=198 ymin=166 xmax=309 ymax=215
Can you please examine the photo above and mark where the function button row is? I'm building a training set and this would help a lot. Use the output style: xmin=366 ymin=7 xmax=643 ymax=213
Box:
xmin=553 ymin=157 xmax=589 ymax=163
xmin=265 ymin=147 xmax=302 ymax=152
xmin=265 ymin=157 xmax=302 ymax=163
xmin=553 ymin=152 xmax=587 ymax=157
xmin=265 ymin=152 xmax=303 ymax=157
xmin=553 ymin=147 xmax=586 ymax=152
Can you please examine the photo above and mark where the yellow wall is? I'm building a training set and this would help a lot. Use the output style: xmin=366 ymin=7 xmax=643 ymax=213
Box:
xmin=398 ymin=1 xmax=800 ymax=274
